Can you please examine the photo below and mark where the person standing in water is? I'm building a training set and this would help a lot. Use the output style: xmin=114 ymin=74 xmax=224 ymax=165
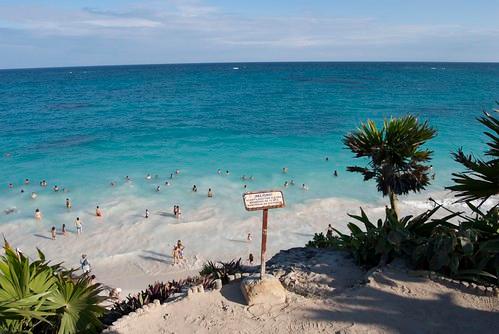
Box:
xmin=333 ymin=170 xmax=338 ymax=177
xmin=327 ymin=224 xmax=333 ymax=238
xmin=192 ymin=185 xmax=197 ymax=192
xmin=145 ymin=209 xmax=149 ymax=219
xmin=51 ymin=226 xmax=56 ymax=240
xmin=66 ymin=198 xmax=72 ymax=209
xmin=34 ymin=208 xmax=42 ymax=220
xmin=31 ymin=192 xmax=37 ymax=199
xmin=207 ymin=188 xmax=213 ymax=197
xmin=62 ymin=224 xmax=67 ymax=236
xmin=95 ymin=206 xmax=102 ymax=217
xmin=75 ymin=217 xmax=82 ymax=235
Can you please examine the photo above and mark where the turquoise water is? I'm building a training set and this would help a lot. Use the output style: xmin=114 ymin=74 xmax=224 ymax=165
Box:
xmin=0 ymin=62 xmax=498 ymax=225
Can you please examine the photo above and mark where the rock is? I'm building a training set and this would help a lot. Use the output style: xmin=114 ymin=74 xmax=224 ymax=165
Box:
xmin=240 ymin=274 xmax=287 ymax=306
xmin=227 ymin=274 xmax=235 ymax=281
xmin=153 ymin=299 xmax=160 ymax=305
xmin=235 ymin=273 xmax=242 ymax=279
xmin=214 ymin=279 xmax=223 ymax=290
xmin=197 ymin=285 xmax=205 ymax=293
xmin=188 ymin=287 xmax=196 ymax=296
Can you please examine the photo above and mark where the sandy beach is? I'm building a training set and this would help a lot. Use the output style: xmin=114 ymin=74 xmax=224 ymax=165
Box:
xmin=3 ymin=190 xmax=494 ymax=296
xmin=109 ymin=248 xmax=499 ymax=334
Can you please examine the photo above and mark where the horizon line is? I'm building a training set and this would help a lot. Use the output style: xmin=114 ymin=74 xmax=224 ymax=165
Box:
xmin=2 ymin=60 xmax=499 ymax=71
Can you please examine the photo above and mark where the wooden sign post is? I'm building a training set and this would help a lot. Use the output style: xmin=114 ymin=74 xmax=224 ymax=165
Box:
xmin=243 ymin=190 xmax=285 ymax=279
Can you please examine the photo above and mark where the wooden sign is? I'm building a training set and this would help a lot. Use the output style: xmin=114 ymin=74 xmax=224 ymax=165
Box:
xmin=242 ymin=190 xmax=285 ymax=279
xmin=243 ymin=190 xmax=285 ymax=211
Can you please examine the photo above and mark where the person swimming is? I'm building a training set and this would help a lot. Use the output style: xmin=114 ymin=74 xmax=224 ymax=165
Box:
xmin=31 ymin=192 xmax=37 ymax=199
xmin=243 ymin=184 xmax=247 ymax=189
xmin=207 ymin=188 xmax=213 ymax=197
xmin=192 ymin=185 xmax=197 ymax=192
xmin=8 ymin=183 xmax=13 ymax=189
xmin=282 ymin=167 xmax=288 ymax=174
xmin=20 ymin=189 xmax=24 ymax=193
xmin=156 ymin=185 xmax=161 ymax=192
xmin=51 ymin=226 xmax=56 ymax=240
xmin=290 ymin=180 xmax=295 ymax=186
xmin=125 ymin=176 xmax=131 ymax=182
xmin=53 ymin=185 xmax=59 ymax=192
xmin=146 ymin=174 xmax=152 ymax=180
xmin=217 ymin=169 xmax=221 ymax=175
xmin=170 ymin=173 xmax=174 ymax=179
xmin=96 ymin=206 xmax=102 ymax=217
xmin=325 ymin=157 xmax=329 ymax=161
xmin=34 ymin=208 xmax=42 ymax=220
xmin=284 ymin=181 xmax=289 ymax=187
xmin=302 ymin=183 xmax=309 ymax=191
xmin=24 ymin=178 xmax=30 ymax=185
xmin=175 ymin=169 xmax=180 ymax=174
xmin=225 ymin=170 xmax=230 ymax=175
xmin=110 ymin=181 xmax=116 ymax=187
xmin=165 ymin=181 xmax=170 ymax=186
xmin=66 ymin=198 xmax=72 ymax=209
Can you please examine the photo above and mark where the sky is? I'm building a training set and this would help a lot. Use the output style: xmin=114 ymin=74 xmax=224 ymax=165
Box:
xmin=0 ymin=0 xmax=498 ymax=69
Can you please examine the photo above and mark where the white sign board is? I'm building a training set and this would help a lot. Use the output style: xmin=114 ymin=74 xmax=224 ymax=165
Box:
xmin=243 ymin=190 xmax=285 ymax=211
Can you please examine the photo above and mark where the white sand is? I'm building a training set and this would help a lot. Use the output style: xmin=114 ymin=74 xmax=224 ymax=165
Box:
xmin=1 ymin=191 xmax=496 ymax=296
xmin=110 ymin=248 xmax=499 ymax=334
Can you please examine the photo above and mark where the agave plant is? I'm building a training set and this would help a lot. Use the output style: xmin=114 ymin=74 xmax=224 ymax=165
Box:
xmin=447 ymin=109 xmax=499 ymax=204
xmin=0 ymin=244 xmax=106 ymax=334
xmin=344 ymin=115 xmax=437 ymax=216
xmin=199 ymin=259 xmax=242 ymax=284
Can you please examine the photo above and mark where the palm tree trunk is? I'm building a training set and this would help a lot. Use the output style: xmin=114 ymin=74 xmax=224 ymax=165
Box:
xmin=388 ymin=189 xmax=399 ymax=218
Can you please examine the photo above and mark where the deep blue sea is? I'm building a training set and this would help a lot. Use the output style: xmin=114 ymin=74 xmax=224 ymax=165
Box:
xmin=1 ymin=62 xmax=498 ymax=226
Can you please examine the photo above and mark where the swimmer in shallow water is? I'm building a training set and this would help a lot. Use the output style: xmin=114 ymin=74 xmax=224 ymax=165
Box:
xmin=165 ymin=181 xmax=170 ymax=186
xmin=301 ymin=183 xmax=309 ymax=191
xmin=226 ymin=170 xmax=230 ymax=175
xmin=146 ymin=174 xmax=152 ymax=180
xmin=156 ymin=186 xmax=161 ymax=192
xmin=284 ymin=181 xmax=288 ymax=187
xmin=217 ymin=169 xmax=221 ymax=175
xmin=325 ymin=157 xmax=329 ymax=161
xmin=282 ymin=167 xmax=288 ymax=174
xmin=110 ymin=181 xmax=116 ymax=187
xmin=75 ymin=217 xmax=82 ymax=235
xmin=25 ymin=178 xmax=30 ymax=185
xmin=31 ymin=192 xmax=37 ymax=199
xmin=96 ymin=206 xmax=102 ymax=217
xmin=125 ymin=176 xmax=131 ymax=182
xmin=8 ymin=183 xmax=13 ymax=189
xmin=35 ymin=208 xmax=42 ymax=220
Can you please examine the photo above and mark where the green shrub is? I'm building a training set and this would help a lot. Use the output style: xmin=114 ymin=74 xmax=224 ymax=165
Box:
xmin=0 ymin=244 xmax=106 ymax=334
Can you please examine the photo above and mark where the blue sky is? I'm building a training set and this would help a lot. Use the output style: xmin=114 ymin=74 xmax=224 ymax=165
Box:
xmin=0 ymin=0 xmax=498 ymax=68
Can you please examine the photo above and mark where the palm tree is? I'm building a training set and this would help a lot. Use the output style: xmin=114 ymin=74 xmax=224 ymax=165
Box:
xmin=447 ymin=108 xmax=499 ymax=204
xmin=344 ymin=115 xmax=437 ymax=216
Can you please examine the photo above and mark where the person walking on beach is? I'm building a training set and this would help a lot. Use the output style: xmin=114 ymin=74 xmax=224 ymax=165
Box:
xmin=96 ymin=205 xmax=103 ymax=217
xmin=145 ymin=209 xmax=149 ymax=219
xmin=66 ymin=198 xmax=72 ymax=209
xmin=177 ymin=240 xmax=184 ymax=259
xmin=80 ymin=254 xmax=91 ymax=274
xmin=51 ymin=226 xmax=56 ymax=240
xmin=34 ymin=208 xmax=42 ymax=220
xmin=75 ymin=217 xmax=82 ymax=235
xmin=207 ymin=188 xmax=213 ymax=197
xmin=248 ymin=253 xmax=254 ymax=265
xmin=247 ymin=233 xmax=252 ymax=242
xmin=62 ymin=224 xmax=67 ymax=236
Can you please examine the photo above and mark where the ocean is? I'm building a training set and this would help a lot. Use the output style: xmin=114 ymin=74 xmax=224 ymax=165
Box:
xmin=0 ymin=63 xmax=498 ymax=288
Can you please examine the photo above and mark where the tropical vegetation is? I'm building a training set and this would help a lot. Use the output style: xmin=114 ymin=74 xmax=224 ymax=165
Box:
xmin=0 ymin=242 xmax=106 ymax=334
xmin=343 ymin=115 xmax=437 ymax=216
xmin=310 ymin=110 xmax=499 ymax=286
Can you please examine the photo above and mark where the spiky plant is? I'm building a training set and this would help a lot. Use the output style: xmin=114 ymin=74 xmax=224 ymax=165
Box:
xmin=447 ymin=109 xmax=499 ymax=204
xmin=344 ymin=115 xmax=437 ymax=216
